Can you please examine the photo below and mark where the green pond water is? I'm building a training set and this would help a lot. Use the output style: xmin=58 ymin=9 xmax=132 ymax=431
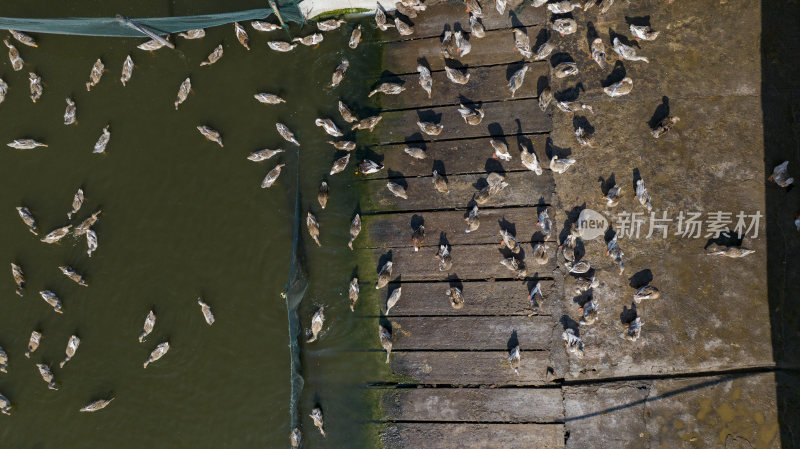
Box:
xmin=0 ymin=2 xmax=388 ymax=447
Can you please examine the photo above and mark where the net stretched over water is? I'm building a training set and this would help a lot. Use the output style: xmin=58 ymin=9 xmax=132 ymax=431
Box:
xmin=0 ymin=3 xmax=303 ymax=37
xmin=282 ymin=146 xmax=307 ymax=438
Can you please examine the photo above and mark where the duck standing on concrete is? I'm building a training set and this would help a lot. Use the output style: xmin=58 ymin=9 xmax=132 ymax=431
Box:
xmin=387 ymin=182 xmax=408 ymax=199
xmin=499 ymin=229 xmax=520 ymax=254
xmin=470 ymin=15 xmax=486 ymax=38
xmin=508 ymin=65 xmax=529 ymax=98
xmin=446 ymin=287 xmax=464 ymax=309
xmin=352 ymin=115 xmax=382 ymax=131
xmin=562 ymin=329 xmax=584 ymax=357
xmin=552 ymin=18 xmax=577 ymax=36
xmin=375 ymin=7 xmax=395 ymax=31
xmin=651 ymin=116 xmax=680 ymax=138
xmin=417 ymin=121 xmax=443 ymax=136
xmin=376 ymin=261 xmax=393 ymax=289
xmin=550 ymin=156 xmax=576 ymax=173
xmin=436 ymin=244 xmax=453 ymax=271
xmin=411 ymin=225 xmax=425 ymax=251
xmin=623 ymin=317 xmax=643 ymax=341
xmin=635 ymin=178 xmax=653 ymax=211
xmin=630 ymin=24 xmax=659 ymax=41
xmin=513 ymin=29 xmax=532 ymax=58
xmin=613 ymin=37 xmax=648 ymax=63
xmin=432 ymin=170 xmax=449 ymax=193
xmin=591 ymin=38 xmax=608 ymax=69
xmin=579 ymin=299 xmax=599 ymax=325
xmin=490 ymin=139 xmax=512 ymax=161
xmin=509 ymin=344 xmax=521 ymax=374
xmin=465 ymin=205 xmax=480 ymax=233
xmin=458 ymin=103 xmax=484 ymax=125
xmin=386 ymin=287 xmax=402 ymax=314
xmin=706 ymin=246 xmax=755 ymax=258
xmin=633 ymin=285 xmax=660 ymax=303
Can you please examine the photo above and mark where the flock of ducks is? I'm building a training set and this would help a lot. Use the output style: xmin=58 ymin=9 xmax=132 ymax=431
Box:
xmin=2 ymin=29 xmax=223 ymax=417
xmin=2 ymin=0 xmax=793 ymax=445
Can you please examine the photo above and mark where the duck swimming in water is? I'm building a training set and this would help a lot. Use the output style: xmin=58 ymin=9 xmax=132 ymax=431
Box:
xmin=121 ymin=55 xmax=134 ymax=86
xmin=267 ymin=41 xmax=297 ymax=52
xmin=143 ymin=342 xmax=170 ymax=368
xmin=290 ymin=428 xmax=302 ymax=448
xmin=36 ymin=363 xmax=58 ymax=390
xmin=293 ymin=33 xmax=324 ymax=46
xmin=138 ymin=310 xmax=156 ymax=342
xmin=93 ymin=125 xmax=111 ymax=153
xmin=25 ymin=331 xmax=42 ymax=359
xmin=348 ymin=214 xmax=361 ymax=250
xmin=376 ymin=261 xmax=393 ymax=289
xmin=379 ymin=325 xmax=393 ymax=363
xmin=330 ymin=154 xmax=350 ymax=175
xmin=59 ymin=335 xmax=81 ymax=368
xmin=178 ymin=28 xmax=205 ymax=39
xmin=29 ymin=72 xmax=42 ymax=103
xmin=59 ymin=265 xmax=88 ymax=286
xmin=338 ymin=100 xmax=358 ymax=123
xmin=330 ymin=59 xmax=349 ymax=87
xmin=0 ymin=347 xmax=7 ymax=373
xmin=85 ymin=59 xmax=104 ymax=91
xmin=64 ymin=98 xmax=77 ymax=125
xmin=86 ymin=229 xmax=98 ymax=257
xmin=254 ymin=93 xmax=284 ymax=104
xmin=80 ymin=397 xmax=115 ymax=412
xmin=174 ymin=77 xmax=192 ymax=110
xmin=310 ymin=407 xmax=326 ymax=436
xmin=349 ymin=25 xmax=362 ymax=49
xmin=317 ymin=19 xmax=346 ymax=32
xmin=197 ymin=298 xmax=215 ymax=325
xmin=508 ymin=65 xmax=528 ymax=98
xmin=137 ymin=38 xmax=169 ymax=51
xmin=234 ymin=22 xmax=250 ymax=49
xmin=200 ymin=45 xmax=223 ymax=66
xmin=9 ymin=30 xmax=37 ymax=47
xmin=306 ymin=212 xmax=321 ymax=246
xmin=41 ymin=225 xmax=72 ymax=244
xmin=768 ymin=161 xmax=794 ymax=187
xmin=251 ymin=21 xmax=281 ymax=32
xmin=317 ymin=182 xmax=329 ymax=209
xmin=0 ymin=392 xmax=11 ymax=415
xmin=11 ymin=263 xmax=25 ymax=296
xmin=349 ymin=277 xmax=359 ymax=311
xmin=248 ymin=148 xmax=284 ymax=162
xmin=74 ymin=210 xmax=101 ymax=237
xmin=315 ymin=118 xmax=343 ymax=137
xmin=307 ymin=307 xmax=324 ymax=343
xmin=276 ymin=123 xmax=300 ymax=146
xmin=4 ymin=39 xmax=23 ymax=71
xmin=0 ymin=78 xmax=7 ymax=104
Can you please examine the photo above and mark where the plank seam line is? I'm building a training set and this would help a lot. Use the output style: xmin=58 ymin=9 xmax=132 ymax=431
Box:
xmin=372 ymin=130 xmax=552 ymax=147
xmin=367 ymin=383 xmax=561 ymax=389
xmin=378 ymin=420 xmax=565 ymax=425
xmin=559 ymin=364 xmax=783 ymax=386
xmin=359 ymin=204 xmax=554 ymax=216
xmin=377 ymin=93 xmax=544 ymax=114
xmin=369 ymin=130 xmax=550 ymax=148
xmin=356 ymin=240 xmax=557 ymax=250
xmin=357 ymin=167 xmax=554 ymax=181
xmin=357 ymin=278 xmax=557 ymax=285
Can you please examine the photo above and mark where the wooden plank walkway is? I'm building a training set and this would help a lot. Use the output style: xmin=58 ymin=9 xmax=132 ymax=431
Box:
xmin=355 ymin=0 xmax=780 ymax=447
